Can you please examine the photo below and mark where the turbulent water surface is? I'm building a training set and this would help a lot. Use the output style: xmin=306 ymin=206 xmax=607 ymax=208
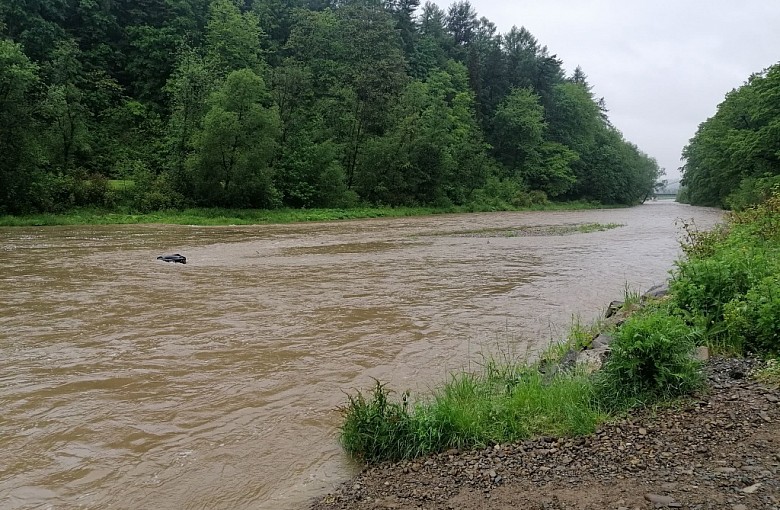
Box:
xmin=0 ymin=203 xmax=722 ymax=509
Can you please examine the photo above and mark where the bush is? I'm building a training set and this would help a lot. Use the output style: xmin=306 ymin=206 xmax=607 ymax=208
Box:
xmin=723 ymin=275 xmax=780 ymax=355
xmin=725 ymin=176 xmax=780 ymax=211
xmin=595 ymin=310 xmax=703 ymax=411
xmin=671 ymin=248 xmax=772 ymax=325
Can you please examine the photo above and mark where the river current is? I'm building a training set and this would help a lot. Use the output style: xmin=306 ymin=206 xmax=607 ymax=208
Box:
xmin=0 ymin=202 xmax=722 ymax=509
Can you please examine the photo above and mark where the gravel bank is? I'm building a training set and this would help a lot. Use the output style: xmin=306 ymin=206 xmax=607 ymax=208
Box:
xmin=311 ymin=358 xmax=779 ymax=510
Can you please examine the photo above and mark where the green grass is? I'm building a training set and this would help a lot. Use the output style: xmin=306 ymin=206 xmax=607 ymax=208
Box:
xmin=0 ymin=200 xmax=617 ymax=227
xmin=107 ymin=179 xmax=135 ymax=190
xmin=340 ymin=307 xmax=705 ymax=464
xmin=340 ymin=363 xmax=606 ymax=463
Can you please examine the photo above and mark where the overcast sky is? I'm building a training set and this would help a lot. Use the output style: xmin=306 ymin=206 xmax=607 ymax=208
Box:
xmin=434 ymin=1 xmax=780 ymax=181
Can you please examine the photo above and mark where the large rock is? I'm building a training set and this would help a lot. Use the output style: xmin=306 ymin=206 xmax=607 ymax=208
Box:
xmin=642 ymin=283 xmax=669 ymax=300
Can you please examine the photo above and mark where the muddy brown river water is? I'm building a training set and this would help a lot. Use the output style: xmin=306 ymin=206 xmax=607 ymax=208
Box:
xmin=0 ymin=203 xmax=722 ymax=509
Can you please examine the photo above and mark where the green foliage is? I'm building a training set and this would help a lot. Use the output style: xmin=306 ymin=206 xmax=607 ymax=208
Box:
xmin=205 ymin=0 xmax=265 ymax=74
xmin=492 ymin=87 xmax=546 ymax=171
xmin=340 ymin=380 xmax=416 ymax=462
xmin=594 ymin=310 xmax=703 ymax=411
xmin=723 ymin=275 xmax=780 ymax=354
xmin=0 ymin=0 xmax=662 ymax=215
xmin=0 ymin=39 xmax=41 ymax=213
xmin=470 ymin=176 xmax=525 ymax=210
xmin=725 ymin=175 xmax=780 ymax=211
xmin=682 ymin=64 xmax=780 ymax=208
xmin=525 ymin=141 xmax=578 ymax=197
xmin=188 ymin=68 xmax=281 ymax=208
xmin=356 ymin=63 xmax=489 ymax=206
xmin=340 ymin=364 xmax=604 ymax=463
xmin=671 ymin=190 xmax=780 ymax=354
xmin=671 ymin=249 xmax=772 ymax=324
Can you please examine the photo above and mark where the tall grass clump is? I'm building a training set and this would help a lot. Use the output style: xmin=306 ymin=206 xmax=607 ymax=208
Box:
xmin=340 ymin=362 xmax=605 ymax=463
xmin=339 ymin=380 xmax=416 ymax=462
xmin=594 ymin=309 xmax=703 ymax=412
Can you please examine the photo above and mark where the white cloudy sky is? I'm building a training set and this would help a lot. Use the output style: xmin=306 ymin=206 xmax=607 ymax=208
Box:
xmin=434 ymin=1 xmax=780 ymax=180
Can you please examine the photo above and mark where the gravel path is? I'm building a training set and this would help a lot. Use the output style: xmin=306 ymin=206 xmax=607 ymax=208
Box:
xmin=311 ymin=358 xmax=780 ymax=510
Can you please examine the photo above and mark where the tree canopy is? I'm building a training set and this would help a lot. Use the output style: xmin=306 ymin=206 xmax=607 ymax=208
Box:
xmin=0 ymin=0 xmax=662 ymax=214
xmin=680 ymin=63 xmax=780 ymax=209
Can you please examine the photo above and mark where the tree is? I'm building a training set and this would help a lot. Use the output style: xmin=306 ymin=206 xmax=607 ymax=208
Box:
xmin=188 ymin=68 xmax=280 ymax=207
xmin=446 ymin=1 xmax=478 ymax=48
xmin=492 ymin=87 xmax=545 ymax=172
xmin=284 ymin=5 xmax=407 ymax=189
xmin=0 ymin=39 xmax=40 ymax=213
xmin=205 ymin=0 xmax=265 ymax=74
xmin=166 ymin=49 xmax=219 ymax=189
xmin=682 ymin=64 xmax=780 ymax=208
xmin=356 ymin=61 xmax=490 ymax=205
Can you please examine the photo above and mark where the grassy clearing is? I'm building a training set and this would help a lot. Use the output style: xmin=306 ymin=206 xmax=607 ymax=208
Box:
xmin=107 ymin=179 xmax=135 ymax=190
xmin=0 ymin=200 xmax=615 ymax=227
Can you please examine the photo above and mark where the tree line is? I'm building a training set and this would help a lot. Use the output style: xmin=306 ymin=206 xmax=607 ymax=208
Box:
xmin=0 ymin=0 xmax=662 ymax=214
xmin=680 ymin=63 xmax=780 ymax=209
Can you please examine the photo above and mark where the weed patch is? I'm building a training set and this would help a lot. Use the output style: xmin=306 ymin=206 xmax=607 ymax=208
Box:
xmin=594 ymin=310 xmax=703 ymax=412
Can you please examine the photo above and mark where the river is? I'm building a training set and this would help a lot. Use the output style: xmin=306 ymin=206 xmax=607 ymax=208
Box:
xmin=0 ymin=202 xmax=722 ymax=509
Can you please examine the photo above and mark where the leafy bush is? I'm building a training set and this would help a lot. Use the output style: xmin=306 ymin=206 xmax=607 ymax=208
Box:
xmin=723 ymin=275 xmax=780 ymax=354
xmin=671 ymin=249 xmax=772 ymax=325
xmin=595 ymin=310 xmax=703 ymax=411
xmin=725 ymin=176 xmax=780 ymax=211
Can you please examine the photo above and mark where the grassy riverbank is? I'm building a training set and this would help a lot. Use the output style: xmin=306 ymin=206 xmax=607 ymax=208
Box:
xmin=0 ymin=200 xmax=611 ymax=227
xmin=340 ymin=191 xmax=780 ymax=463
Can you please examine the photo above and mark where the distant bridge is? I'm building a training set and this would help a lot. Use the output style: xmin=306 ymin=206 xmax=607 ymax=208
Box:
xmin=654 ymin=179 xmax=681 ymax=200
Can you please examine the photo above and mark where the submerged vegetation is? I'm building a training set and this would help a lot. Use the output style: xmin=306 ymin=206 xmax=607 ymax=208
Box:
xmin=340 ymin=190 xmax=780 ymax=463
xmin=1 ymin=0 xmax=662 ymax=217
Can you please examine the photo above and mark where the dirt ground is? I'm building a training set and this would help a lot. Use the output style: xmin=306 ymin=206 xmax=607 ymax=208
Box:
xmin=310 ymin=358 xmax=780 ymax=510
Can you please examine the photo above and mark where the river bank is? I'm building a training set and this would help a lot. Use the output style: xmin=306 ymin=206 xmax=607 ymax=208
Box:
xmin=312 ymin=194 xmax=780 ymax=509
xmin=0 ymin=204 xmax=723 ymax=509
xmin=0 ymin=201 xmax=611 ymax=227
xmin=312 ymin=357 xmax=780 ymax=509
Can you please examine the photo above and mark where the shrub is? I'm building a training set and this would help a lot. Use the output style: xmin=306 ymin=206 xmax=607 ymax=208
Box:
xmin=723 ymin=275 xmax=780 ymax=355
xmin=595 ymin=310 xmax=703 ymax=411
xmin=725 ymin=176 xmax=780 ymax=211
xmin=671 ymin=248 xmax=771 ymax=324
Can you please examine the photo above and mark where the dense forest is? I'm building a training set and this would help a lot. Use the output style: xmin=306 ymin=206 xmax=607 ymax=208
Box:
xmin=680 ymin=63 xmax=780 ymax=209
xmin=0 ymin=0 xmax=662 ymax=214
